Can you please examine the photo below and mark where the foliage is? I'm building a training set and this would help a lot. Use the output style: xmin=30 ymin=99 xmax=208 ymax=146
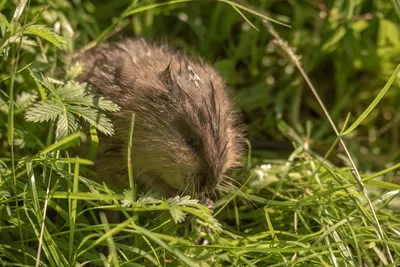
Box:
xmin=25 ymin=68 xmax=119 ymax=140
xmin=1 ymin=0 xmax=400 ymax=266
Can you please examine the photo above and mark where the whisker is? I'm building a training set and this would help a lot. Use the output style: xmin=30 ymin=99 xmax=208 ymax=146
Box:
xmin=181 ymin=177 xmax=191 ymax=197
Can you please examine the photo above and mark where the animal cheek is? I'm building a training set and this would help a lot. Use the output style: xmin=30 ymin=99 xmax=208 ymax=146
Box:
xmin=178 ymin=149 xmax=200 ymax=168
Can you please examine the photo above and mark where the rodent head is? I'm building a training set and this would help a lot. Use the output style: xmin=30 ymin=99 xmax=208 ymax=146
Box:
xmin=124 ymin=58 xmax=243 ymax=198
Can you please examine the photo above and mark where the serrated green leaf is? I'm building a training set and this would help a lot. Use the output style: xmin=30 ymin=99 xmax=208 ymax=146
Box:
xmin=55 ymin=81 xmax=86 ymax=99
xmin=57 ymin=81 xmax=119 ymax=112
xmin=56 ymin=112 xmax=68 ymax=139
xmin=25 ymin=24 xmax=65 ymax=49
xmin=29 ymin=70 xmax=55 ymax=92
xmin=25 ymin=100 xmax=64 ymax=123
xmin=169 ymin=206 xmax=187 ymax=224
xmin=137 ymin=195 xmax=162 ymax=205
xmin=65 ymin=95 xmax=120 ymax=112
xmin=185 ymin=206 xmax=222 ymax=233
xmin=96 ymin=97 xmax=120 ymax=112
xmin=67 ymin=112 xmax=79 ymax=134
xmin=167 ymin=195 xmax=199 ymax=206
xmin=66 ymin=62 xmax=84 ymax=80
xmin=15 ymin=91 xmax=37 ymax=110
xmin=55 ymin=111 xmax=80 ymax=139
xmin=47 ymin=77 xmax=64 ymax=85
xmin=67 ymin=105 xmax=114 ymax=136
xmin=121 ymin=189 xmax=135 ymax=208
xmin=26 ymin=71 xmax=118 ymax=140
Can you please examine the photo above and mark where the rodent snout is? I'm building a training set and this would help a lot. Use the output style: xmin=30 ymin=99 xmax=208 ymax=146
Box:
xmin=196 ymin=171 xmax=218 ymax=193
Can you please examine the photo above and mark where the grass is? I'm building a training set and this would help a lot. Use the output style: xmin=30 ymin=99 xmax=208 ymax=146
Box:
xmin=1 ymin=0 xmax=400 ymax=266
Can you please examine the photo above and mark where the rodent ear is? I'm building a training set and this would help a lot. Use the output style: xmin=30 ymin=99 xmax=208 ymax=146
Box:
xmin=158 ymin=60 xmax=183 ymax=103
xmin=159 ymin=60 xmax=176 ymax=87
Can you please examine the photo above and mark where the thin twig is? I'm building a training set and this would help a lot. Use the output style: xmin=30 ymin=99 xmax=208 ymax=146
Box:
xmin=263 ymin=19 xmax=394 ymax=263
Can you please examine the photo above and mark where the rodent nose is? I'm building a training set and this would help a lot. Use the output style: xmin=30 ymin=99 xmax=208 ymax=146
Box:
xmin=197 ymin=172 xmax=218 ymax=192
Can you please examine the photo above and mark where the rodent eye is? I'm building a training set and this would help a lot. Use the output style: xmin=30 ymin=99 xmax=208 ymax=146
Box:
xmin=189 ymin=138 xmax=197 ymax=148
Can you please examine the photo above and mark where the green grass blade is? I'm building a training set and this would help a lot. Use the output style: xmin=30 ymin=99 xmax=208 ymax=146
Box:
xmin=123 ymin=0 xmax=194 ymax=17
xmin=69 ymin=157 xmax=80 ymax=263
xmin=342 ymin=64 xmax=400 ymax=135
xmin=217 ymin=0 xmax=290 ymax=28
xmin=87 ymin=125 xmax=98 ymax=161
xmin=134 ymin=225 xmax=199 ymax=267
xmin=38 ymin=131 xmax=85 ymax=155
xmin=99 ymin=212 xmax=120 ymax=267
xmin=230 ymin=4 xmax=259 ymax=31
xmin=127 ymin=113 xmax=136 ymax=201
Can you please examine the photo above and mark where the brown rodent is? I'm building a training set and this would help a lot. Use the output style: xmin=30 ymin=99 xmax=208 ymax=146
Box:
xmin=74 ymin=39 xmax=243 ymax=199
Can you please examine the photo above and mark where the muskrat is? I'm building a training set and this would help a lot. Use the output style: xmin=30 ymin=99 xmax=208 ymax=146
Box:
xmin=74 ymin=38 xmax=243 ymax=200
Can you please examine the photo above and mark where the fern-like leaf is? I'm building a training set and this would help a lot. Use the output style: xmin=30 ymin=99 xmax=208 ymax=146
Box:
xmin=65 ymin=95 xmax=120 ymax=112
xmin=169 ymin=207 xmax=187 ymax=224
xmin=95 ymin=97 xmax=120 ymax=112
xmin=16 ymin=91 xmax=37 ymax=110
xmin=56 ymin=111 xmax=79 ymax=139
xmin=65 ymin=62 xmax=84 ymax=80
xmin=56 ymin=81 xmax=119 ymax=112
xmin=55 ymin=81 xmax=86 ymax=99
xmin=167 ymin=196 xmax=199 ymax=206
xmin=137 ymin=195 xmax=162 ymax=205
xmin=25 ymin=24 xmax=65 ymax=49
xmin=67 ymin=105 xmax=114 ymax=136
xmin=29 ymin=70 xmax=56 ymax=92
xmin=26 ymin=71 xmax=118 ymax=140
xmin=25 ymin=100 xmax=64 ymax=123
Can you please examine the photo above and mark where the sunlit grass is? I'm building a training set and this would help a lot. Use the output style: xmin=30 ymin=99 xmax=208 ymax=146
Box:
xmin=1 ymin=0 xmax=400 ymax=266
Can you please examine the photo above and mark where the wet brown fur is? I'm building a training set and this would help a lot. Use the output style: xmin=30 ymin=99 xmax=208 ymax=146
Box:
xmin=74 ymin=38 xmax=243 ymax=198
